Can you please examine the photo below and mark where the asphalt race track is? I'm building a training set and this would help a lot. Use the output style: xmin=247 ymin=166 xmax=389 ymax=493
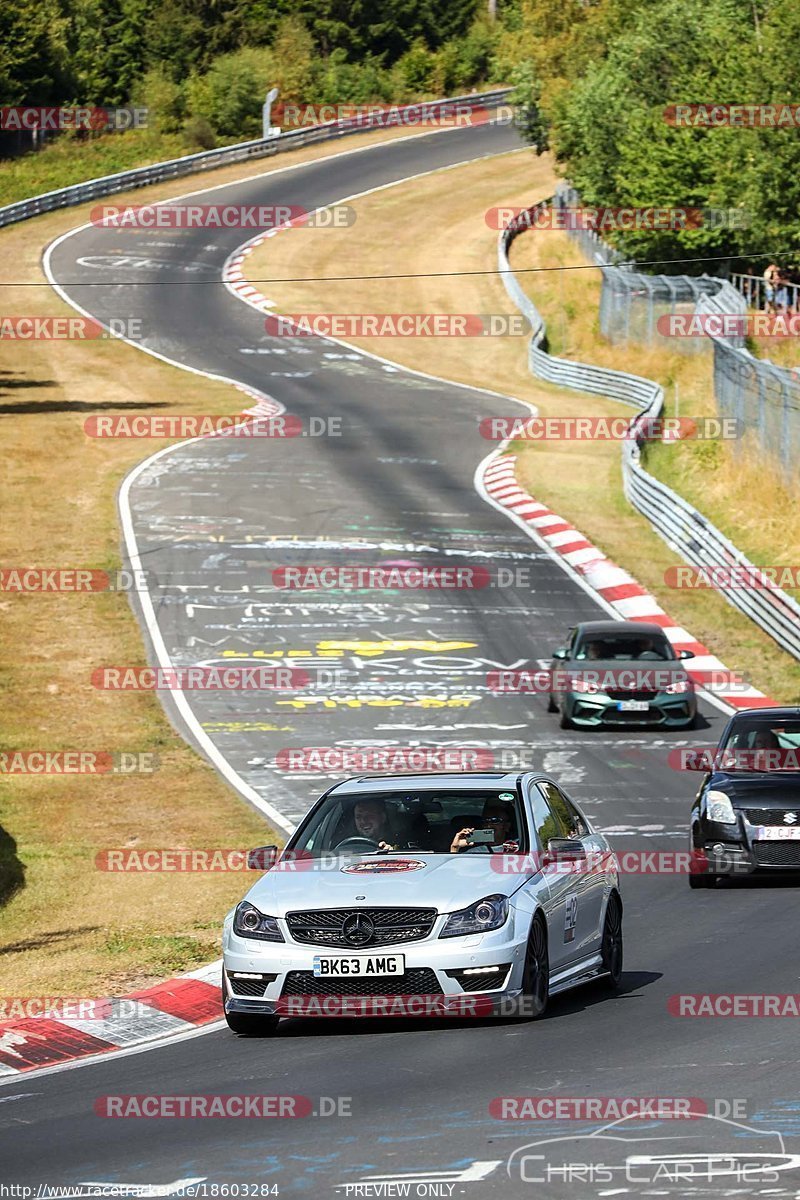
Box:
xmin=4 ymin=121 xmax=800 ymax=1197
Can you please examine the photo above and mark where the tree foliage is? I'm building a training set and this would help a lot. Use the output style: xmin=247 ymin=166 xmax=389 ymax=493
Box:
xmin=512 ymin=0 xmax=800 ymax=265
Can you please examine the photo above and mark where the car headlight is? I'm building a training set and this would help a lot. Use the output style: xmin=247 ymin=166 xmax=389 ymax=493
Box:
xmin=572 ymin=678 xmax=600 ymax=694
xmin=439 ymin=894 xmax=509 ymax=938
xmin=706 ymin=790 xmax=736 ymax=825
xmin=232 ymin=901 xmax=284 ymax=942
xmin=665 ymin=678 xmax=693 ymax=694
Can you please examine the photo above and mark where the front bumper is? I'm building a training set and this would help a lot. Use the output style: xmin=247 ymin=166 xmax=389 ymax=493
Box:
xmin=563 ymin=691 xmax=696 ymax=728
xmin=697 ymin=814 xmax=800 ymax=873
xmin=222 ymin=915 xmax=529 ymax=1017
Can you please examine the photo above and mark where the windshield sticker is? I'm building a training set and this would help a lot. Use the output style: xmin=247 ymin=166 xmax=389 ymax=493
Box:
xmin=499 ymin=792 xmax=515 ymax=801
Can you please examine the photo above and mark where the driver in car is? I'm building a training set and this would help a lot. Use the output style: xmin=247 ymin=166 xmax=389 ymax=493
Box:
xmin=352 ymin=798 xmax=397 ymax=851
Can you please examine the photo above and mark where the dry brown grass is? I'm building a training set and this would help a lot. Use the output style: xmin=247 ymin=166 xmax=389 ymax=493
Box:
xmin=246 ymin=148 xmax=800 ymax=703
xmin=0 ymin=121 xmax=450 ymax=998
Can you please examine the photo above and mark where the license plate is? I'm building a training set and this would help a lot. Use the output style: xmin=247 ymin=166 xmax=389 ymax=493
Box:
xmin=617 ymin=700 xmax=649 ymax=712
xmin=312 ymin=954 xmax=405 ymax=978
xmin=755 ymin=826 xmax=800 ymax=841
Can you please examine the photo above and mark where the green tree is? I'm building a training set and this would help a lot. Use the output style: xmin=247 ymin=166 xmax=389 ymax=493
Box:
xmin=0 ymin=0 xmax=70 ymax=103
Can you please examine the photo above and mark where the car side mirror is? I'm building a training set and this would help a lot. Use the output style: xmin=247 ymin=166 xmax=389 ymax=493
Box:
xmin=247 ymin=845 xmax=278 ymax=870
xmin=543 ymin=838 xmax=586 ymax=867
xmin=677 ymin=649 xmax=695 ymax=660
xmin=552 ymin=647 xmax=568 ymax=660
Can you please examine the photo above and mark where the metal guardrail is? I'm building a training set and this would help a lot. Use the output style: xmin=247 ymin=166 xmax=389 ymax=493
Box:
xmin=0 ymin=90 xmax=512 ymax=230
xmin=498 ymin=200 xmax=800 ymax=661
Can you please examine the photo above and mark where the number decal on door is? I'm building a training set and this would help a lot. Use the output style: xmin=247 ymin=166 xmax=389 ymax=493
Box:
xmin=564 ymin=894 xmax=578 ymax=942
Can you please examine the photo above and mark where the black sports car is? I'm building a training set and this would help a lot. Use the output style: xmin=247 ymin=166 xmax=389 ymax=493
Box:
xmin=688 ymin=707 xmax=800 ymax=888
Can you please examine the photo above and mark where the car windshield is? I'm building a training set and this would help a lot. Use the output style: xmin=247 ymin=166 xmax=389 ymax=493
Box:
xmin=287 ymin=789 xmax=528 ymax=856
xmin=717 ymin=718 xmax=800 ymax=771
xmin=573 ymin=633 xmax=674 ymax=661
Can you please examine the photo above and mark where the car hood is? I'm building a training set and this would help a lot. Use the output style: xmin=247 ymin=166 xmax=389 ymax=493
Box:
xmin=709 ymin=772 xmax=800 ymax=806
xmin=242 ymin=854 xmax=529 ymax=916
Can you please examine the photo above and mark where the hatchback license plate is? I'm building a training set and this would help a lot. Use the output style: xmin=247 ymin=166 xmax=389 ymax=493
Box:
xmin=312 ymin=954 xmax=405 ymax=977
xmin=755 ymin=826 xmax=800 ymax=841
xmin=617 ymin=700 xmax=649 ymax=711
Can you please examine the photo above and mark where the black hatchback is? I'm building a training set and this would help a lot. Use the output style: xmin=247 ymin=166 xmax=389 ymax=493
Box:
xmin=688 ymin=707 xmax=800 ymax=887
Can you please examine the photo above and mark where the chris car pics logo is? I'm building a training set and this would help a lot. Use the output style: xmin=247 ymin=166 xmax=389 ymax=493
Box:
xmin=506 ymin=1112 xmax=800 ymax=1192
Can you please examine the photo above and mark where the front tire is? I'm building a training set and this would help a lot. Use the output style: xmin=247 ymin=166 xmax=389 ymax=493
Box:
xmin=600 ymin=891 xmax=623 ymax=989
xmin=520 ymin=915 xmax=549 ymax=1019
xmin=558 ymin=706 xmax=573 ymax=730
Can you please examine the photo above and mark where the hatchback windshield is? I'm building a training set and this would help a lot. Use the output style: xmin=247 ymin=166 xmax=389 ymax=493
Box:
xmin=717 ymin=717 xmax=800 ymax=770
xmin=288 ymin=789 xmax=528 ymax=856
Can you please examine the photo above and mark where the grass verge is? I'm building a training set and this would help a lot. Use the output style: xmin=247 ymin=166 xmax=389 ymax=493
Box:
xmin=0 ymin=120 xmax=446 ymax=998
xmin=244 ymin=148 xmax=800 ymax=703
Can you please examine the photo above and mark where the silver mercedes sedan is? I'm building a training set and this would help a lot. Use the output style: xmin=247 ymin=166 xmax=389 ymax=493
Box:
xmin=222 ymin=771 xmax=622 ymax=1034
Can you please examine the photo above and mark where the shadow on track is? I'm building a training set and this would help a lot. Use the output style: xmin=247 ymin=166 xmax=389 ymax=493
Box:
xmin=0 ymin=399 xmax=172 ymax=414
xmin=231 ymin=972 xmax=663 ymax=1039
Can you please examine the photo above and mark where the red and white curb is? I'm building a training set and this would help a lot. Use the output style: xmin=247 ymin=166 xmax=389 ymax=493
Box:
xmin=0 ymin=961 xmax=222 ymax=1076
xmin=224 ymin=213 xmax=311 ymax=308
xmin=482 ymin=452 xmax=775 ymax=710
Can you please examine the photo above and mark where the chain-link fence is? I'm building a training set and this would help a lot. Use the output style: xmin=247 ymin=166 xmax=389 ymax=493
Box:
xmin=554 ymin=186 xmax=800 ymax=476
xmin=555 ymin=187 xmax=722 ymax=353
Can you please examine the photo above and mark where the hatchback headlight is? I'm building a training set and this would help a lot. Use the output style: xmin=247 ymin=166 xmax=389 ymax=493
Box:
xmin=233 ymin=901 xmax=284 ymax=942
xmin=706 ymin=790 xmax=736 ymax=825
xmin=439 ymin=894 xmax=509 ymax=938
